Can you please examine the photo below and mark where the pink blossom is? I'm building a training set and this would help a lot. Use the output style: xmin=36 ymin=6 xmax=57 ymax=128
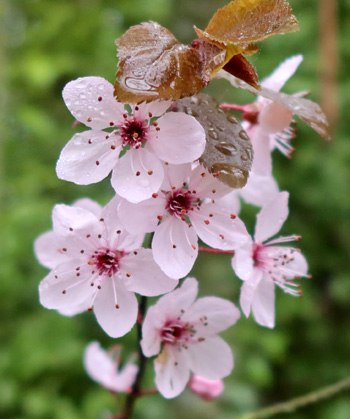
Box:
xmin=84 ymin=342 xmax=138 ymax=393
xmin=222 ymin=55 xmax=304 ymax=174
xmin=56 ymin=77 xmax=206 ymax=203
xmin=187 ymin=374 xmax=224 ymax=401
xmin=141 ymin=277 xmax=240 ymax=399
xmin=35 ymin=198 xmax=178 ymax=337
xmin=231 ymin=192 xmax=309 ymax=328
xmin=119 ymin=164 xmax=249 ymax=279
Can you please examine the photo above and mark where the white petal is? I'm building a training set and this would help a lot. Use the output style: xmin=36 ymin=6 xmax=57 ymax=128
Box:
xmin=254 ymin=191 xmax=289 ymax=243
xmin=34 ymin=231 xmax=70 ymax=269
xmin=186 ymin=297 xmax=240 ymax=335
xmin=63 ymin=77 xmax=125 ymax=129
xmin=231 ymin=241 xmax=254 ymax=281
xmin=239 ymin=269 xmax=263 ymax=318
xmin=190 ymin=203 xmax=249 ymax=250
xmin=52 ymin=204 xmax=104 ymax=240
xmin=58 ymin=298 xmax=91 ymax=316
xmin=120 ymin=248 xmax=178 ymax=296
xmin=161 ymin=163 xmax=192 ymax=191
xmin=239 ymin=170 xmax=279 ymax=207
xmin=189 ymin=165 xmax=233 ymax=199
xmin=261 ymin=55 xmax=303 ymax=92
xmin=118 ymin=195 xmax=166 ymax=234
xmin=56 ymin=130 xmax=121 ymax=185
xmin=186 ymin=336 xmax=233 ymax=379
xmin=73 ymin=198 xmax=102 ymax=217
xmin=84 ymin=342 xmax=138 ymax=392
xmin=251 ymin=276 xmax=276 ymax=328
xmin=151 ymin=112 xmax=205 ymax=164
xmin=93 ymin=278 xmax=138 ymax=338
xmin=152 ymin=218 xmax=198 ymax=279
xmin=39 ymin=260 xmax=93 ymax=309
xmin=101 ymin=196 xmax=145 ymax=250
xmin=154 ymin=348 xmax=191 ymax=399
xmin=249 ymin=126 xmax=273 ymax=175
xmin=212 ymin=190 xmax=241 ymax=215
xmin=134 ymin=100 xmax=171 ymax=120
xmin=111 ymin=148 xmax=164 ymax=203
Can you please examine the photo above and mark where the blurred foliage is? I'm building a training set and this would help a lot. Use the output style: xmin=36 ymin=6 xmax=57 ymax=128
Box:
xmin=1 ymin=0 xmax=349 ymax=418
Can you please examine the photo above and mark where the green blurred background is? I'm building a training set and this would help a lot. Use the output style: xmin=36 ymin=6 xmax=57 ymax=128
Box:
xmin=1 ymin=0 xmax=349 ymax=418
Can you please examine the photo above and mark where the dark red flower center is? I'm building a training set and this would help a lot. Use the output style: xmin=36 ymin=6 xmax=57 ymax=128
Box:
xmin=167 ymin=190 xmax=194 ymax=218
xmin=91 ymin=249 xmax=125 ymax=277
xmin=120 ymin=118 xmax=148 ymax=148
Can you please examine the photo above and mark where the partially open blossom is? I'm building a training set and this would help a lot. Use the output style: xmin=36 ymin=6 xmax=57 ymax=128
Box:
xmin=188 ymin=374 xmax=224 ymax=401
xmin=231 ymin=192 xmax=309 ymax=328
xmin=141 ymin=277 xmax=240 ymax=399
xmin=84 ymin=342 xmax=138 ymax=393
xmin=119 ymin=164 xmax=249 ymax=279
xmin=222 ymin=55 xmax=304 ymax=174
xmin=35 ymin=198 xmax=177 ymax=337
xmin=56 ymin=76 xmax=206 ymax=203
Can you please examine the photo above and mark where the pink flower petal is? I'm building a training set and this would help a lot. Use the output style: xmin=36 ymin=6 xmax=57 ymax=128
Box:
xmin=251 ymin=276 xmax=276 ymax=328
xmin=34 ymin=231 xmax=70 ymax=269
xmin=118 ymin=196 xmax=166 ymax=234
xmin=261 ymin=55 xmax=303 ymax=92
xmin=249 ymin=126 xmax=272 ymax=175
xmin=111 ymin=148 xmax=164 ymax=203
xmin=84 ymin=342 xmax=138 ymax=393
xmin=186 ymin=336 xmax=233 ymax=380
xmin=189 ymin=166 xmax=232 ymax=199
xmin=239 ymin=269 xmax=263 ymax=318
xmin=254 ymin=191 xmax=289 ymax=243
xmin=62 ymin=77 xmax=125 ymax=130
xmin=101 ymin=196 xmax=145 ymax=250
xmin=56 ymin=130 xmax=122 ymax=185
xmin=39 ymin=260 xmax=94 ymax=309
xmin=93 ymin=278 xmax=138 ymax=338
xmin=73 ymin=198 xmax=102 ymax=216
xmin=190 ymin=203 xmax=249 ymax=250
xmin=133 ymin=100 xmax=171 ymax=120
xmin=214 ymin=190 xmax=241 ymax=215
xmin=150 ymin=112 xmax=206 ymax=164
xmin=155 ymin=347 xmax=191 ymax=399
xmin=58 ymin=298 xmax=91 ymax=317
xmin=161 ymin=163 xmax=192 ymax=191
xmin=231 ymin=242 xmax=254 ymax=281
xmin=120 ymin=248 xmax=178 ymax=296
xmin=239 ymin=170 xmax=279 ymax=207
xmin=152 ymin=218 xmax=198 ymax=279
xmin=259 ymin=102 xmax=293 ymax=134
xmin=186 ymin=297 xmax=240 ymax=335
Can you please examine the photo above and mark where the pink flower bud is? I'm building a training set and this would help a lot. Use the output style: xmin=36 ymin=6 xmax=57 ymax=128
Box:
xmin=188 ymin=374 xmax=224 ymax=401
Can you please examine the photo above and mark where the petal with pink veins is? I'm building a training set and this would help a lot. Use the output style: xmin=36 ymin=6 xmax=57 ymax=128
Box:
xmin=120 ymin=248 xmax=178 ymax=296
xmin=254 ymin=191 xmax=289 ymax=243
xmin=63 ymin=77 xmax=125 ymax=130
xmin=150 ymin=112 xmax=206 ymax=164
xmin=186 ymin=297 xmax=240 ymax=335
xmin=152 ymin=218 xmax=198 ymax=279
xmin=186 ymin=336 xmax=233 ymax=380
xmin=93 ymin=277 xmax=138 ymax=338
xmin=190 ymin=203 xmax=249 ymax=250
xmin=111 ymin=148 xmax=164 ymax=203
xmin=161 ymin=163 xmax=192 ymax=191
xmin=56 ymin=130 xmax=122 ymax=185
xmin=251 ymin=276 xmax=276 ymax=328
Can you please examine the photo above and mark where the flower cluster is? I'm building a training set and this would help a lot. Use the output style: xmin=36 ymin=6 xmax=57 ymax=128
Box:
xmin=35 ymin=54 xmax=313 ymax=407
